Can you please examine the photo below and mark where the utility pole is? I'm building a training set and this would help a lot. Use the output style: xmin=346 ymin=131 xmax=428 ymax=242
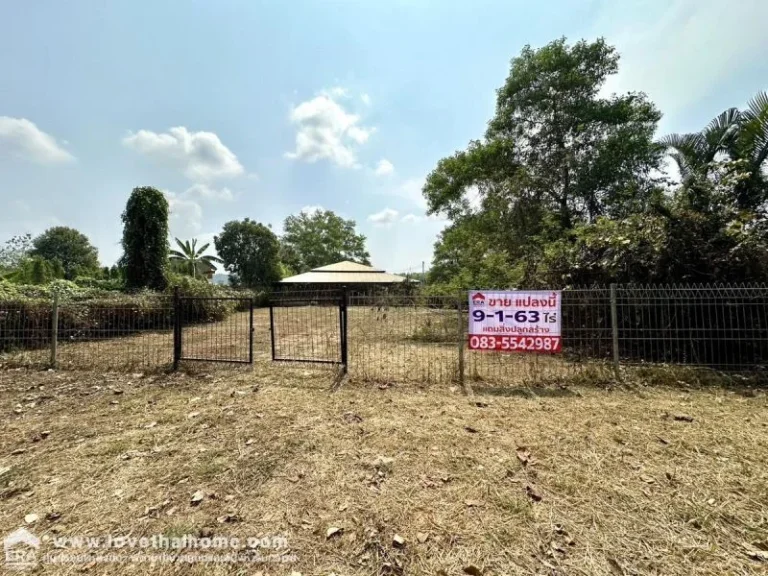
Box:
xmin=421 ymin=261 xmax=425 ymax=280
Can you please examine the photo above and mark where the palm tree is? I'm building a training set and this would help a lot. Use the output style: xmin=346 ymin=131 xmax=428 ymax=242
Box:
xmin=661 ymin=90 xmax=768 ymax=209
xmin=170 ymin=238 xmax=223 ymax=280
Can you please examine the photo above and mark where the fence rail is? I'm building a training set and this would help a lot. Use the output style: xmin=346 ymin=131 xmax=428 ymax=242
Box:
xmin=1 ymin=284 xmax=767 ymax=383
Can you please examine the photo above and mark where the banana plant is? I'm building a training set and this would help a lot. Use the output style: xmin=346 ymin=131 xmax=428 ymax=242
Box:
xmin=170 ymin=238 xmax=223 ymax=279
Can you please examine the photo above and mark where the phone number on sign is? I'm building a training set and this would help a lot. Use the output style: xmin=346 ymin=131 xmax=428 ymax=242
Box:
xmin=468 ymin=335 xmax=562 ymax=352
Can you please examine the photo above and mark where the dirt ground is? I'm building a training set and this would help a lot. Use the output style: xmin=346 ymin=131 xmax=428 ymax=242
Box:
xmin=1 ymin=365 xmax=767 ymax=575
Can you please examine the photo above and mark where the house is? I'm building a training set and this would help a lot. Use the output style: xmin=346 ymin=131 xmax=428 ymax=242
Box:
xmin=279 ymin=261 xmax=410 ymax=292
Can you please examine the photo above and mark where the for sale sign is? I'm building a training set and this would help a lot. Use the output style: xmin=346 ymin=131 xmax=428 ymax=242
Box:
xmin=468 ymin=290 xmax=562 ymax=353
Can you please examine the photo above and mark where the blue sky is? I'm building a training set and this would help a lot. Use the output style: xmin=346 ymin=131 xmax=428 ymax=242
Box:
xmin=2 ymin=0 xmax=767 ymax=274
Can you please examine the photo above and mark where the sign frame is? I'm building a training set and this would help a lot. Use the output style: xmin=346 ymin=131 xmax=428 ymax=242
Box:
xmin=468 ymin=290 xmax=562 ymax=353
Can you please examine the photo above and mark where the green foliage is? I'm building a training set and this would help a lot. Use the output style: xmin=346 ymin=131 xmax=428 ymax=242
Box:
xmin=121 ymin=186 xmax=170 ymax=291
xmin=214 ymin=219 xmax=281 ymax=288
xmin=170 ymin=238 xmax=223 ymax=279
xmin=425 ymin=39 xmax=768 ymax=290
xmin=29 ymin=227 xmax=99 ymax=279
xmin=6 ymin=256 xmax=65 ymax=285
xmin=662 ymin=90 xmax=768 ymax=210
xmin=0 ymin=234 xmax=33 ymax=270
xmin=281 ymin=209 xmax=370 ymax=272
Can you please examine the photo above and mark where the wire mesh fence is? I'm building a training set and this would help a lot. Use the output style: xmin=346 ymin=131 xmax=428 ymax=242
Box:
xmin=269 ymin=290 xmax=343 ymax=364
xmin=1 ymin=284 xmax=767 ymax=383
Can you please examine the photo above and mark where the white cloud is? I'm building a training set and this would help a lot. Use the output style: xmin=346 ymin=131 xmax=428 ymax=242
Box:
xmin=374 ymin=158 xmax=395 ymax=177
xmin=300 ymin=205 xmax=324 ymax=215
xmin=368 ymin=207 xmax=399 ymax=226
xmin=387 ymin=177 xmax=427 ymax=209
xmin=596 ymin=0 xmax=768 ymax=129
xmin=123 ymin=126 xmax=245 ymax=180
xmin=0 ymin=117 xmax=75 ymax=164
xmin=164 ymin=191 xmax=203 ymax=238
xmin=324 ymin=86 xmax=349 ymax=99
xmin=184 ymin=183 xmax=234 ymax=202
xmin=361 ymin=93 xmax=372 ymax=106
xmin=401 ymin=213 xmax=421 ymax=223
xmin=284 ymin=91 xmax=374 ymax=168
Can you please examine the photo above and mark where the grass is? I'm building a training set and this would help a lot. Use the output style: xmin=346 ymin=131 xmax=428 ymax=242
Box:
xmin=1 ymin=364 xmax=767 ymax=575
xmin=2 ymin=306 xmax=624 ymax=386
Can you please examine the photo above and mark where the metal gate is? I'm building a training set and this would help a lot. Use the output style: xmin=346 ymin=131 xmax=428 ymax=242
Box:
xmin=269 ymin=289 xmax=348 ymax=368
xmin=173 ymin=292 xmax=254 ymax=367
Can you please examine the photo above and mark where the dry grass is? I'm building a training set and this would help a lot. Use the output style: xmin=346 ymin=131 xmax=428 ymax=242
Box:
xmin=3 ymin=306 xmax=621 ymax=387
xmin=1 ymin=364 xmax=767 ymax=575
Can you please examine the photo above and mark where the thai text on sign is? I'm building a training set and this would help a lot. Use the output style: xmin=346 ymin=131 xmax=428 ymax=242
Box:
xmin=468 ymin=290 xmax=562 ymax=352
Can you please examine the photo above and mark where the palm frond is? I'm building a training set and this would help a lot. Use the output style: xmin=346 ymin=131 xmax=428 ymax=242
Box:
xmin=173 ymin=238 xmax=188 ymax=255
xmin=741 ymin=90 xmax=768 ymax=167
xmin=703 ymin=108 xmax=740 ymax=161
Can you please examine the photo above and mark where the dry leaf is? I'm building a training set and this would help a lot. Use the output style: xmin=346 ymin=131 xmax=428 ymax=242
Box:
xmin=464 ymin=426 xmax=478 ymax=433
xmin=417 ymin=532 xmax=429 ymax=543
xmin=217 ymin=514 xmax=241 ymax=524
xmin=673 ymin=414 xmax=694 ymax=422
xmin=526 ymin=484 xmax=543 ymax=502
xmin=326 ymin=526 xmax=342 ymax=539
xmin=516 ymin=448 xmax=531 ymax=466
xmin=640 ymin=475 xmax=656 ymax=484
xmin=24 ymin=513 xmax=39 ymax=524
xmin=463 ymin=565 xmax=483 ymax=576
xmin=464 ymin=499 xmax=483 ymax=507
xmin=190 ymin=490 xmax=205 ymax=506
xmin=392 ymin=534 xmax=405 ymax=548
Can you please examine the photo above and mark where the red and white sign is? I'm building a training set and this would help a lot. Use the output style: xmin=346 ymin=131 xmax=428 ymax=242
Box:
xmin=468 ymin=290 xmax=562 ymax=353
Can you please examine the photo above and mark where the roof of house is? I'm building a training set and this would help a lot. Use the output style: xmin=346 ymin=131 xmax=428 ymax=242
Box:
xmin=280 ymin=260 xmax=409 ymax=284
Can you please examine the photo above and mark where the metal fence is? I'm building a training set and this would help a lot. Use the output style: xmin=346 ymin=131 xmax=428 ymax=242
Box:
xmin=1 ymin=284 xmax=767 ymax=384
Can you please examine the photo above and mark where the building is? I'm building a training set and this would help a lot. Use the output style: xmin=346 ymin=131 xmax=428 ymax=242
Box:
xmin=279 ymin=261 xmax=410 ymax=291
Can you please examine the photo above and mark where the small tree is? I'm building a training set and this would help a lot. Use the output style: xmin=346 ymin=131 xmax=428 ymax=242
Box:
xmin=214 ymin=219 xmax=281 ymax=288
xmin=0 ymin=234 xmax=33 ymax=271
xmin=30 ymin=227 xmax=99 ymax=279
xmin=121 ymin=186 xmax=170 ymax=291
xmin=170 ymin=238 xmax=223 ymax=279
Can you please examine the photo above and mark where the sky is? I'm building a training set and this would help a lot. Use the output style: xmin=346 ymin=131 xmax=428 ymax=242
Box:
xmin=1 ymin=0 xmax=767 ymax=275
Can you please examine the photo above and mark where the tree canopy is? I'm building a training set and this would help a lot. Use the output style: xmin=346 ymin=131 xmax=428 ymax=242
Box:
xmin=425 ymin=38 xmax=768 ymax=289
xmin=30 ymin=226 xmax=100 ymax=280
xmin=214 ymin=219 xmax=281 ymax=288
xmin=121 ymin=186 xmax=170 ymax=291
xmin=281 ymin=210 xmax=370 ymax=273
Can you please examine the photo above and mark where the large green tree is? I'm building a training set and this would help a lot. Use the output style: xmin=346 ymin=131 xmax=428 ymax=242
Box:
xmin=30 ymin=226 xmax=99 ymax=279
xmin=424 ymin=38 xmax=664 ymax=287
xmin=214 ymin=219 xmax=281 ymax=288
xmin=281 ymin=209 xmax=370 ymax=273
xmin=121 ymin=186 xmax=170 ymax=291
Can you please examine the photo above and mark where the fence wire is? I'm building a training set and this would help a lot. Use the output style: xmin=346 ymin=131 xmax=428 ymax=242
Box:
xmin=2 ymin=284 xmax=767 ymax=382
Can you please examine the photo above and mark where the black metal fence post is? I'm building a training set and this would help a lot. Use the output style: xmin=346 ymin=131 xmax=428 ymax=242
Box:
xmin=269 ymin=296 xmax=276 ymax=361
xmin=249 ymin=298 xmax=254 ymax=365
xmin=172 ymin=286 xmax=181 ymax=370
xmin=340 ymin=286 xmax=348 ymax=373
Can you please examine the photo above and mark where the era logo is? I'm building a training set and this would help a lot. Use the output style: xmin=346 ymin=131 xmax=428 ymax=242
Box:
xmin=4 ymin=528 xmax=39 ymax=570
xmin=471 ymin=292 xmax=486 ymax=306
